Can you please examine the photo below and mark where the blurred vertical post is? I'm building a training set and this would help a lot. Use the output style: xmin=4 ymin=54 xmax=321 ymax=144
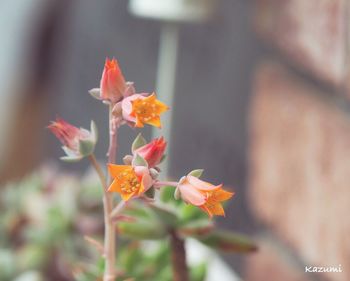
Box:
xmin=129 ymin=0 xmax=217 ymax=178
xmin=153 ymin=23 xmax=179 ymax=177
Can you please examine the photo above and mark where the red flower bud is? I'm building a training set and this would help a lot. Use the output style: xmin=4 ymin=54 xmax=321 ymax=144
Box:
xmin=100 ymin=58 xmax=126 ymax=103
xmin=133 ymin=137 xmax=166 ymax=167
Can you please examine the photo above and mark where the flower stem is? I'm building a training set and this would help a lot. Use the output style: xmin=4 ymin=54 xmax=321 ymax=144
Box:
xmin=169 ymin=230 xmax=189 ymax=281
xmin=153 ymin=181 xmax=178 ymax=188
xmin=110 ymin=200 xmax=126 ymax=219
xmin=88 ymin=154 xmax=108 ymax=191
xmin=88 ymin=153 xmax=115 ymax=280
xmin=102 ymin=106 xmax=119 ymax=281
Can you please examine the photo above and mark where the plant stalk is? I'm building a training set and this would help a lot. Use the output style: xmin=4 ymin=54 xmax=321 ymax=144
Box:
xmin=103 ymin=106 xmax=119 ymax=281
xmin=169 ymin=230 xmax=189 ymax=281
xmin=88 ymin=153 xmax=115 ymax=280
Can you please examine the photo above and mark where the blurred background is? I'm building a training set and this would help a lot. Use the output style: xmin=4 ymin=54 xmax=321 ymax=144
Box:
xmin=0 ymin=0 xmax=349 ymax=280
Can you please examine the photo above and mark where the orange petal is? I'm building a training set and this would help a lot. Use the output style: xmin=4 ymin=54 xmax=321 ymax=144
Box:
xmin=108 ymin=179 xmax=121 ymax=193
xmin=108 ymin=164 xmax=132 ymax=178
xmin=134 ymin=116 xmax=145 ymax=128
xmin=201 ymin=203 xmax=225 ymax=217
xmin=146 ymin=116 xmax=162 ymax=128
xmin=155 ymin=100 xmax=169 ymax=114
xmin=213 ymin=189 xmax=234 ymax=202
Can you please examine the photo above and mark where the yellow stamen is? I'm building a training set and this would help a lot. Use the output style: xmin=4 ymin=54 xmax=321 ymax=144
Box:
xmin=108 ymin=164 xmax=144 ymax=201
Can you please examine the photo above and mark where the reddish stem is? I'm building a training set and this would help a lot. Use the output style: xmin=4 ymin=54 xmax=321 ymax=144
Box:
xmin=170 ymin=230 xmax=189 ymax=281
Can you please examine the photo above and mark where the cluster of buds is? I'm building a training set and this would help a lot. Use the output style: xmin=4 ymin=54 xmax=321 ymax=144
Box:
xmin=49 ymin=58 xmax=234 ymax=218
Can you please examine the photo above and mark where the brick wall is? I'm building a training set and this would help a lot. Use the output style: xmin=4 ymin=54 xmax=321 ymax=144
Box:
xmin=246 ymin=1 xmax=350 ymax=281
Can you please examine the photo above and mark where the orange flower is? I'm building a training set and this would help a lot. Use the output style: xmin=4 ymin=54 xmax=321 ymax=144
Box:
xmin=177 ymin=175 xmax=234 ymax=217
xmin=108 ymin=164 xmax=153 ymax=201
xmin=122 ymin=93 xmax=168 ymax=128
xmin=200 ymin=187 xmax=234 ymax=217
xmin=100 ymin=58 xmax=126 ymax=102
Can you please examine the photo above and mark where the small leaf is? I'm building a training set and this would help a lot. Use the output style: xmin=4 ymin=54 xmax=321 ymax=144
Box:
xmin=117 ymin=220 xmax=167 ymax=240
xmin=132 ymin=154 xmax=148 ymax=167
xmin=79 ymin=139 xmax=95 ymax=156
xmin=197 ymin=230 xmax=257 ymax=253
xmin=90 ymin=120 xmax=98 ymax=143
xmin=188 ymin=169 xmax=204 ymax=178
xmin=131 ymin=133 xmax=147 ymax=152
xmin=88 ymin=88 xmax=101 ymax=99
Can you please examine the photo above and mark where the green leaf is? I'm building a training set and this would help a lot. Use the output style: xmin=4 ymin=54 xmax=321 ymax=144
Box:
xmin=179 ymin=204 xmax=207 ymax=223
xmin=132 ymin=133 xmax=147 ymax=152
xmin=196 ymin=230 xmax=257 ymax=253
xmin=118 ymin=220 xmax=167 ymax=240
xmin=160 ymin=186 xmax=178 ymax=204
xmin=188 ymin=169 xmax=204 ymax=178
xmin=190 ymin=263 xmax=207 ymax=281
xmin=132 ymin=154 xmax=148 ymax=167
xmin=149 ymin=204 xmax=179 ymax=227
xmin=178 ymin=220 xmax=214 ymax=236
xmin=90 ymin=120 xmax=98 ymax=143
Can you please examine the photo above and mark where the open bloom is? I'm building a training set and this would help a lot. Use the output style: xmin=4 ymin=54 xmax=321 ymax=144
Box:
xmin=100 ymin=58 xmax=126 ymax=102
xmin=48 ymin=118 xmax=97 ymax=161
xmin=177 ymin=175 xmax=234 ymax=217
xmin=122 ymin=93 xmax=168 ymax=128
xmin=133 ymin=137 xmax=166 ymax=167
xmin=108 ymin=164 xmax=153 ymax=201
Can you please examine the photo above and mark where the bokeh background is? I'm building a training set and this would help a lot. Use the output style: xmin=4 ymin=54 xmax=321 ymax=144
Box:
xmin=1 ymin=0 xmax=349 ymax=280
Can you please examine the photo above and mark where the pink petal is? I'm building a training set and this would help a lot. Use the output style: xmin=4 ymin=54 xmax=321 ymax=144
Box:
xmin=187 ymin=176 xmax=217 ymax=191
xmin=121 ymin=94 xmax=144 ymax=122
xmin=178 ymin=183 xmax=206 ymax=206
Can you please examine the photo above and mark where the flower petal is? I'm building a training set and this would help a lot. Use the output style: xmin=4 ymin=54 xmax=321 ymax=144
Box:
xmin=187 ymin=176 xmax=218 ymax=191
xmin=108 ymin=164 xmax=132 ymax=178
xmin=178 ymin=183 xmax=206 ymax=206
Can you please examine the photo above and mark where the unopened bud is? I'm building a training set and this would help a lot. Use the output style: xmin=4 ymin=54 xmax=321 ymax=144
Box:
xmin=149 ymin=168 xmax=159 ymax=179
xmin=123 ymin=155 xmax=133 ymax=165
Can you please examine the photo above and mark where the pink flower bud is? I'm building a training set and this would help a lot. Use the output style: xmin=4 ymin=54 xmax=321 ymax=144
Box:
xmin=48 ymin=118 xmax=97 ymax=161
xmin=100 ymin=58 xmax=126 ymax=103
xmin=133 ymin=137 xmax=166 ymax=168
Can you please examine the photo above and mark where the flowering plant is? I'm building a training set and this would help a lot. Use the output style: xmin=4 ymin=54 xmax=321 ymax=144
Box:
xmin=49 ymin=58 xmax=256 ymax=281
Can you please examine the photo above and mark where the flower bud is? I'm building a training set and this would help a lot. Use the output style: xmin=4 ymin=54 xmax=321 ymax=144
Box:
xmin=133 ymin=137 xmax=167 ymax=168
xmin=100 ymin=58 xmax=126 ymax=103
xmin=48 ymin=118 xmax=97 ymax=161
xmin=123 ymin=155 xmax=133 ymax=165
xmin=149 ymin=168 xmax=159 ymax=179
